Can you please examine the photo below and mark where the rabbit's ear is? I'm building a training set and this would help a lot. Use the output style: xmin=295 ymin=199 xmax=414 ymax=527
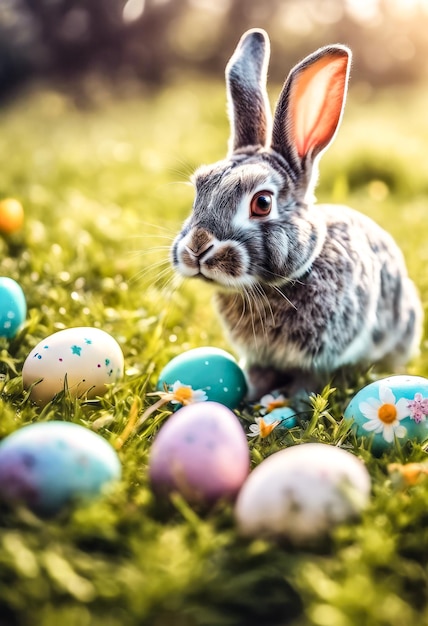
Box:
xmin=226 ymin=29 xmax=272 ymax=153
xmin=271 ymin=45 xmax=351 ymax=173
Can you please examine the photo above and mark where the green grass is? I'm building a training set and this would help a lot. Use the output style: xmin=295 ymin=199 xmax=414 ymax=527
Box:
xmin=0 ymin=78 xmax=428 ymax=626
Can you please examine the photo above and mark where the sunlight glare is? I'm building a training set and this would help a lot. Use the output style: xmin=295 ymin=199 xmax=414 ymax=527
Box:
xmin=123 ymin=0 xmax=145 ymax=23
xmin=345 ymin=0 xmax=381 ymax=24
xmin=347 ymin=0 xmax=428 ymax=21
xmin=392 ymin=0 xmax=426 ymax=13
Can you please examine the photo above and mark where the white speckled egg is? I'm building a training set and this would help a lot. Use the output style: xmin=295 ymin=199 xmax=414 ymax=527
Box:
xmin=149 ymin=401 xmax=250 ymax=506
xmin=22 ymin=327 xmax=124 ymax=406
xmin=344 ymin=375 xmax=428 ymax=452
xmin=0 ymin=421 xmax=121 ymax=515
xmin=235 ymin=443 xmax=371 ymax=544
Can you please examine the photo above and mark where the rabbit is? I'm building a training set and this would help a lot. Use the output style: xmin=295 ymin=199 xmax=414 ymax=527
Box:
xmin=171 ymin=28 xmax=423 ymax=401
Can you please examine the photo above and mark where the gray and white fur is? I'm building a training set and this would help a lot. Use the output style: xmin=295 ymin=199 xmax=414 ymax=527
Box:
xmin=171 ymin=28 xmax=423 ymax=400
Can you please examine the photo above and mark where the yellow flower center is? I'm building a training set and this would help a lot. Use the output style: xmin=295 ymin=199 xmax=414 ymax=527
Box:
xmin=378 ymin=403 xmax=397 ymax=424
xmin=173 ymin=386 xmax=193 ymax=405
xmin=259 ymin=418 xmax=280 ymax=438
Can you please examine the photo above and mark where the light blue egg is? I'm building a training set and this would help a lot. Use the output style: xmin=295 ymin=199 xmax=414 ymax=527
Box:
xmin=0 ymin=421 xmax=121 ymax=515
xmin=344 ymin=375 xmax=428 ymax=452
xmin=263 ymin=406 xmax=298 ymax=429
xmin=157 ymin=347 xmax=247 ymax=410
xmin=0 ymin=277 xmax=26 ymax=338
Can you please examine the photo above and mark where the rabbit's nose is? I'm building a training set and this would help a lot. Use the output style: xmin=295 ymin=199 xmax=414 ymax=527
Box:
xmin=185 ymin=242 xmax=214 ymax=260
xmin=185 ymin=228 xmax=214 ymax=259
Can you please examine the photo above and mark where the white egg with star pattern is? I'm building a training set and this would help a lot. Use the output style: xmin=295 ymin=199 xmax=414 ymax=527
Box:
xmin=23 ymin=327 xmax=124 ymax=406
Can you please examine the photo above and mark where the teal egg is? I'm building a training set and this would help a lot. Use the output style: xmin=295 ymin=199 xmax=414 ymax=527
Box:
xmin=264 ymin=406 xmax=298 ymax=429
xmin=0 ymin=277 xmax=26 ymax=338
xmin=344 ymin=375 xmax=428 ymax=452
xmin=157 ymin=347 xmax=247 ymax=409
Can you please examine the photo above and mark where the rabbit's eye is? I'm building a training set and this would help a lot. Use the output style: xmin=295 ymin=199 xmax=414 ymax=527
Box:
xmin=250 ymin=191 xmax=273 ymax=217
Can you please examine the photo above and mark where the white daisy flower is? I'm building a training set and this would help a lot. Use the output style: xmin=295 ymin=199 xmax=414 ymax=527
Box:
xmin=247 ymin=416 xmax=280 ymax=438
xmin=169 ymin=380 xmax=208 ymax=405
xmin=135 ymin=381 xmax=208 ymax=432
xmin=259 ymin=393 xmax=288 ymax=415
xmin=359 ymin=384 xmax=410 ymax=443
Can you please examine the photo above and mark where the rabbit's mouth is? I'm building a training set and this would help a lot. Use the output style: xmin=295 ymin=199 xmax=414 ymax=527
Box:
xmin=172 ymin=227 xmax=253 ymax=289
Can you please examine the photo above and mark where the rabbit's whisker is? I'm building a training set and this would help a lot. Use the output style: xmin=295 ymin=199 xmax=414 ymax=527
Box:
xmin=132 ymin=256 xmax=171 ymax=274
xmin=127 ymin=235 xmax=175 ymax=243
xmin=161 ymin=273 xmax=184 ymax=297
xmin=251 ymin=263 xmax=296 ymax=286
xmin=242 ymin=288 xmax=259 ymax=351
xmin=128 ymin=246 xmax=172 ymax=260
xmin=130 ymin=260 xmax=173 ymax=287
xmin=271 ymin=284 xmax=297 ymax=311
xmin=245 ymin=284 xmax=271 ymax=350
xmin=247 ymin=285 xmax=268 ymax=345
xmin=253 ymin=282 xmax=276 ymax=328
xmin=234 ymin=292 xmax=247 ymax=330
xmin=132 ymin=219 xmax=177 ymax=235
xmin=168 ymin=158 xmax=197 ymax=180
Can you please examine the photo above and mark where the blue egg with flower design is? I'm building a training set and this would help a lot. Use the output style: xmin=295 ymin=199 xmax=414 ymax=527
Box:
xmin=157 ymin=347 xmax=247 ymax=410
xmin=344 ymin=375 xmax=428 ymax=452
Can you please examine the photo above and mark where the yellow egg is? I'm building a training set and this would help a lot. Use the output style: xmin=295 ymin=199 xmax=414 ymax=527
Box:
xmin=0 ymin=198 xmax=24 ymax=234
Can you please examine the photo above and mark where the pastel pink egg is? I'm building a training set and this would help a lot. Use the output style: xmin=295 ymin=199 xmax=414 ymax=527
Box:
xmin=149 ymin=401 xmax=250 ymax=505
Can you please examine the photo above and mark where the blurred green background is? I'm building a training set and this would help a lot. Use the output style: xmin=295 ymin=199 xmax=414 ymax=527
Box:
xmin=2 ymin=0 xmax=428 ymax=96
xmin=1 ymin=2 xmax=428 ymax=626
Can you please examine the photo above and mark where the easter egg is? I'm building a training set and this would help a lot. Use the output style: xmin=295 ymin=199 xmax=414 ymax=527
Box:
xmin=248 ymin=407 xmax=298 ymax=438
xmin=264 ymin=406 xmax=298 ymax=429
xmin=344 ymin=375 xmax=428 ymax=452
xmin=157 ymin=347 xmax=247 ymax=409
xmin=0 ymin=198 xmax=24 ymax=234
xmin=0 ymin=421 xmax=121 ymax=515
xmin=22 ymin=327 xmax=124 ymax=406
xmin=0 ymin=277 xmax=27 ymax=338
xmin=235 ymin=443 xmax=371 ymax=544
xmin=149 ymin=401 xmax=250 ymax=505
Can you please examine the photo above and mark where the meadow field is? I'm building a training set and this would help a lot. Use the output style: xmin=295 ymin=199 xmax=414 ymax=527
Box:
xmin=0 ymin=78 xmax=428 ymax=625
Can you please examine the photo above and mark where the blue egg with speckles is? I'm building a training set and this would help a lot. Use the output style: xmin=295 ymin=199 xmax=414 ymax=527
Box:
xmin=0 ymin=277 xmax=26 ymax=338
xmin=0 ymin=421 xmax=121 ymax=515
xmin=157 ymin=347 xmax=247 ymax=409
xmin=263 ymin=406 xmax=298 ymax=429
xmin=344 ymin=375 xmax=428 ymax=452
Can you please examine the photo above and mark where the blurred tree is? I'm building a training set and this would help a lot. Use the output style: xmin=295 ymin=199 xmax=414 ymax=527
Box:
xmin=0 ymin=0 xmax=428 ymax=99
xmin=20 ymin=0 xmax=188 ymax=81
xmin=0 ymin=0 xmax=41 ymax=95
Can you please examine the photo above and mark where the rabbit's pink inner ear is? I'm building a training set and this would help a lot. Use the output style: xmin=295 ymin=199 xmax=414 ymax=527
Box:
xmin=290 ymin=53 xmax=349 ymax=159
